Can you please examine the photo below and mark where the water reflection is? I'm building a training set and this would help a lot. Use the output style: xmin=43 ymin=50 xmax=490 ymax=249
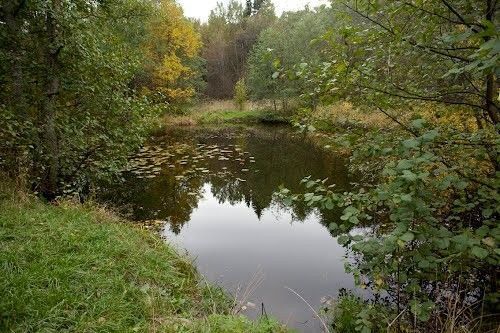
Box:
xmin=164 ymin=183 xmax=355 ymax=332
xmin=104 ymin=125 xmax=349 ymax=233
xmin=101 ymin=125 xmax=355 ymax=332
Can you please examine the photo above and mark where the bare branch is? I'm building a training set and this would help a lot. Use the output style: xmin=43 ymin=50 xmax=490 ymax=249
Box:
xmin=440 ymin=0 xmax=481 ymax=31
xmin=358 ymin=83 xmax=486 ymax=111
xmin=377 ymin=107 xmax=420 ymax=136
xmin=342 ymin=2 xmax=471 ymax=62
xmin=403 ymin=1 xmax=483 ymax=31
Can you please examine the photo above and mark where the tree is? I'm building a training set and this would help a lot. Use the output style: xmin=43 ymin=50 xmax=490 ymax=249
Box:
xmin=138 ymin=0 xmax=202 ymax=105
xmin=280 ymin=0 xmax=500 ymax=330
xmin=253 ymin=0 xmax=265 ymax=12
xmin=244 ymin=0 xmax=253 ymax=17
xmin=0 ymin=0 xmax=200 ymax=199
xmin=247 ymin=6 xmax=335 ymax=106
xmin=234 ymin=78 xmax=248 ymax=110
xmin=201 ymin=0 xmax=276 ymax=98
xmin=323 ymin=0 xmax=499 ymax=129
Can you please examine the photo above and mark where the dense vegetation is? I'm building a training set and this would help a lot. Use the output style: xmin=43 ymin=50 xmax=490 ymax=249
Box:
xmin=247 ymin=5 xmax=336 ymax=110
xmin=0 ymin=0 xmax=201 ymax=199
xmin=200 ymin=0 xmax=275 ymax=98
xmin=273 ymin=1 xmax=500 ymax=332
xmin=1 ymin=0 xmax=499 ymax=332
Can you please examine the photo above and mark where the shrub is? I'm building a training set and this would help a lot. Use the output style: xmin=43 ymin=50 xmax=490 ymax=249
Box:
xmin=234 ymin=79 xmax=248 ymax=111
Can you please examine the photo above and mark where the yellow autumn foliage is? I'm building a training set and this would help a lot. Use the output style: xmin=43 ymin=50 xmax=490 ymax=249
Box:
xmin=313 ymin=102 xmax=480 ymax=133
xmin=143 ymin=0 xmax=202 ymax=104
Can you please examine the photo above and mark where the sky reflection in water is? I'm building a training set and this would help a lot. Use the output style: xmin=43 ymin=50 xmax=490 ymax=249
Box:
xmin=103 ymin=125 xmax=357 ymax=332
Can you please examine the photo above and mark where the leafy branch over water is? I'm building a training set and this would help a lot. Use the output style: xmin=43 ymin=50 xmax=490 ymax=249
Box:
xmin=274 ymin=0 xmax=499 ymax=331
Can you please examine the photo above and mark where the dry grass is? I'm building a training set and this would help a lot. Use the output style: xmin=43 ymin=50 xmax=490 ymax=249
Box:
xmin=191 ymin=100 xmax=273 ymax=113
xmin=309 ymin=101 xmax=481 ymax=134
xmin=312 ymin=102 xmax=403 ymax=131
xmin=231 ymin=268 xmax=265 ymax=315
xmin=164 ymin=114 xmax=199 ymax=127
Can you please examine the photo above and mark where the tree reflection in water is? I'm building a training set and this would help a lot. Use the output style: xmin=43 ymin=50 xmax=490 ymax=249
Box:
xmin=101 ymin=125 xmax=351 ymax=235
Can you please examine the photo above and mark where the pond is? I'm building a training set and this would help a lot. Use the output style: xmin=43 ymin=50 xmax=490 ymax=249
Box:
xmin=102 ymin=125 xmax=358 ymax=332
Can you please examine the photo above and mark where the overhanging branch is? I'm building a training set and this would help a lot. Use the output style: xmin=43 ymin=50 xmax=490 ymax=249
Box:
xmin=342 ymin=2 xmax=472 ymax=63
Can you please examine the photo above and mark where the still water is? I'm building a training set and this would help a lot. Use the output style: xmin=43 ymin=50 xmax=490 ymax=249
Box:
xmin=103 ymin=125 xmax=357 ymax=332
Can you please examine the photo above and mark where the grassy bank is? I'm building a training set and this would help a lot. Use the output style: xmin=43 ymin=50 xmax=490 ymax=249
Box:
xmin=164 ymin=100 xmax=290 ymax=126
xmin=0 ymin=186 xmax=286 ymax=333
xmin=162 ymin=100 xmax=397 ymax=140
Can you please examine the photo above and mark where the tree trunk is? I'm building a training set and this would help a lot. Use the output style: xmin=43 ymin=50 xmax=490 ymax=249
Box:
xmin=39 ymin=0 xmax=61 ymax=200
xmin=484 ymin=0 xmax=499 ymax=125
xmin=485 ymin=74 xmax=499 ymax=125
xmin=3 ymin=0 xmax=28 ymax=114
xmin=3 ymin=1 xmax=30 ymax=186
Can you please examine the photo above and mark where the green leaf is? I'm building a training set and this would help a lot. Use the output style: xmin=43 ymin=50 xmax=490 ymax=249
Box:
xmin=325 ymin=199 xmax=334 ymax=210
xmin=418 ymin=259 xmax=430 ymax=269
xmin=305 ymin=180 xmax=316 ymax=188
xmin=471 ymin=246 xmax=489 ymax=259
xmin=396 ymin=159 xmax=413 ymax=170
xmin=401 ymin=170 xmax=418 ymax=182
xmin=400 ymin=232 xmax=415 ymax=242
xmin=435 ymin=238 xmax=450 ymax=249
xmin=338 ymin=235 xmax=350 ymax=245
xmin=360 ymin=326 xmax=371 ymax=333
xmin=329 ymin=222 xmax=338 ymax=231
xmin=411 ymin=119 xmax=425 ymax=129
xmin=401 ymin=194 xmax=412 ymax=202
xmin=476 ymin=226 xmax=489 ymax=238
xmin=403 ymin=138 xmax=420 ymax=149
xmin=422 ymin=130 xmax=439 ymax=142
xmin=349 ymin=216 xmax=360 ymax=224
xmin=482 ymin=208 xmax=494 ymax=218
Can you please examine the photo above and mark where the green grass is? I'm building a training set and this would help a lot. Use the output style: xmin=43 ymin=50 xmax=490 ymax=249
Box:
xmin=0 ymin=188 xmax=288 ymax=332
xmin=198 ymin=109 xmax=289 ymax=125
xmin=163 ymin=100 xmax=292 ymax=127
xmin=199 ymin=109 xmax=259 ymax=123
